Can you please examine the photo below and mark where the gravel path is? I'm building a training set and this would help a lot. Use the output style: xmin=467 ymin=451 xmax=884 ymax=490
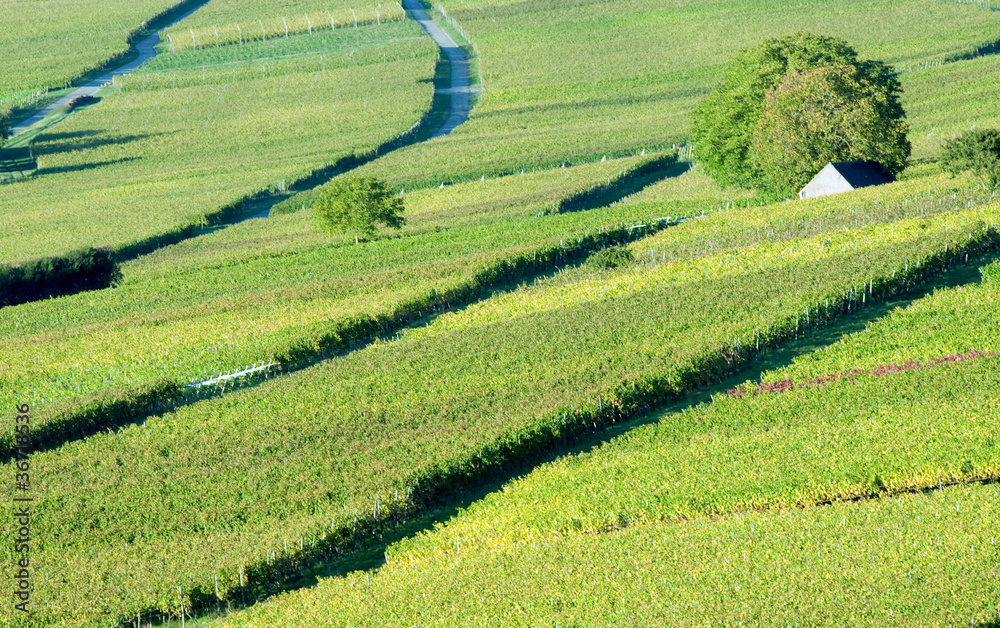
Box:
xmin=401 ymin=0 xmax=481 ymax=137
xmin=9 ymin=0 xmax=211 ymax=136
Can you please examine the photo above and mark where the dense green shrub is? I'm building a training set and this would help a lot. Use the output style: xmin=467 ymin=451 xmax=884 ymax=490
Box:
xmin=940 ymin=128 xmax=1000 ymax=192
xmin=587 ymin=245 xmax=634 ymax=270
xmin=754 ymin=64 xmax=910 ymax=198
xmin=0 ymin=247 xmax=120 ymax=307
xmin=980 ymin=259 xmax=1000 ymax=283
xmin=313 ymin=176 xmax=405 ymax=242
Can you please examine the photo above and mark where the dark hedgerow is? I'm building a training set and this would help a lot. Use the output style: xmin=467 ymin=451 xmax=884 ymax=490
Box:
xmin=0 ymin=247 xmax=121 ymax=308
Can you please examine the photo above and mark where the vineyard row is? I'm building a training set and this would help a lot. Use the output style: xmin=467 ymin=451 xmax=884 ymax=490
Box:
xmin=100 ymin=221 xmax=1000 ymax=622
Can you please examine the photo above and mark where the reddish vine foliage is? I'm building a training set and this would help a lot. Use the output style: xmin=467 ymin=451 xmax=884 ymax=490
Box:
xmin=726 ymin=349 xmax=993 ymax=398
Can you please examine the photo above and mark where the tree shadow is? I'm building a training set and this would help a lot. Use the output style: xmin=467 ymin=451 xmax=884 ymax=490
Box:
xmin=946 ymin=37 xmax=1000 ymax=62
xmin=0 ymin=145 xmax=37 ymax=180
xmin=35 ymin=156 xmax=140 ymax=176
xmin=34 ymin=132 xmax=169 ymax=156
xmin=33 ymin=129 xmax=106 ymax=142
xmin=557 ymin=157 xmax=691 ymax=213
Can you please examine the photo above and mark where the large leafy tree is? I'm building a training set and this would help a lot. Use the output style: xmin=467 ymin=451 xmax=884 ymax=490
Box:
xmin=313 ymin=176 xmax=405 ymax=243
xmin=753 ymin=64 xmax=911 ymax=198
xmin=940 ymin=128 xmax=1000 ymax=192
xmin=691 ymin=32 xmax=909 ymax=197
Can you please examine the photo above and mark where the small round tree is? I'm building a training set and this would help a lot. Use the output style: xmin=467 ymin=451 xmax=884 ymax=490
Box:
xmin=940 ymin=128 xmax=1000 ymax=192
xmin=312 ymin=176 xmax=405 ymax=243
xmin=692 ymin=32 xmax=910 ymax=197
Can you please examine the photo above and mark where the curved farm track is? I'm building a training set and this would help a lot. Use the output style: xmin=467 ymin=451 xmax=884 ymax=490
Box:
xmin=402 ymin=0 xmax=480 ymax=137
xmin=9 ymin=0 xmax=213 ymax=136
xmin=11 ymin=0 xmax=480 ymax=215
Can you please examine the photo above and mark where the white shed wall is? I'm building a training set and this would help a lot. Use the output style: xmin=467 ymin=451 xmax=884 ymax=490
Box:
xmin=798 ymin=163 xmax=854 ymax=199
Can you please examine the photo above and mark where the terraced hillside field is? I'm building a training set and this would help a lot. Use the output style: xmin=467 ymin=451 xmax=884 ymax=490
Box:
xmin=6 ymin=163 xmax=999 ymax=624
xmin=223 ymin=214 xmax=1000 ymax=628
xmin=0 ymin=0 xmax=180 ymax=116
xmin=350 ymin=0 xmax=1000 ymax=188
xmin=4 ymin=0 xmax=1000 ymax=626
xmin=0 ymin=155 xmax=681 ymax=433
xmin=162 ymin=0 xmax=404 ymax=49
xmin=0 ymin=20 xmax=437 ymax=264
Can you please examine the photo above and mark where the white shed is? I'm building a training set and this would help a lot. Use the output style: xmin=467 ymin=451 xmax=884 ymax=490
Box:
xmin=798 ymin=161 xmax=895 ymax=200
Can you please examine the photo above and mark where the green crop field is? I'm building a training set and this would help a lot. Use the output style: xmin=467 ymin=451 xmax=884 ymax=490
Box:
xmin=757 ymin=264 xmax=1000 ymax=383
xmin=346 ymin=0 xmax=1000 ymax=189
xmin=218 ymin=244 xmax=1000 ymax=627
xmin=6 ymin=0 xmax=1000 ymax=625
xmin=5 ymin=165 xmax=998 ymax=623
xmin=901 ymin=53 xmax=1000 ymax=159
xmin=0 ymin=154 xmax=672 ymax=424
xmin=0 ymin=23 xmax=437 ymax=264
xmin=386 ymin=340 xmax=1000 ymax=561
xmin=162 ymin=1 xmax=405 ymax=50
xmin=0 ymin=0 xmax=179 ymax=116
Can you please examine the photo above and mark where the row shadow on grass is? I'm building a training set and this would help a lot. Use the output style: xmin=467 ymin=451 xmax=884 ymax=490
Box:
xmin=132 ymin=249 xmax=1000 ymax=628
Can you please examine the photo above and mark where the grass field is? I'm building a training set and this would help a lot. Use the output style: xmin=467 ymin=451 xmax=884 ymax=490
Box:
xmin=0 ymin=0 xmax=180 ymax=117
xmin=0 ymin=23 xmax=437 ymax=264
xmin=343 ymin=0 xmax=1000 ymax=189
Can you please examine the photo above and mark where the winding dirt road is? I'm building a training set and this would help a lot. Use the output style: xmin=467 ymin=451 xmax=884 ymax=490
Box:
xmin=401 ymin=0 xmax=481 ymax=137
xmin=13 ymin=1 xmax=479 ymax=141
xmin=10 ymin=1 xmax=211 ymax=136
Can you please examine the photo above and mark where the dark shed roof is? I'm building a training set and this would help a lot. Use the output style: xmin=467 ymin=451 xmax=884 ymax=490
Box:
xmin=830 ymin=161 xmax=895 ymax=188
